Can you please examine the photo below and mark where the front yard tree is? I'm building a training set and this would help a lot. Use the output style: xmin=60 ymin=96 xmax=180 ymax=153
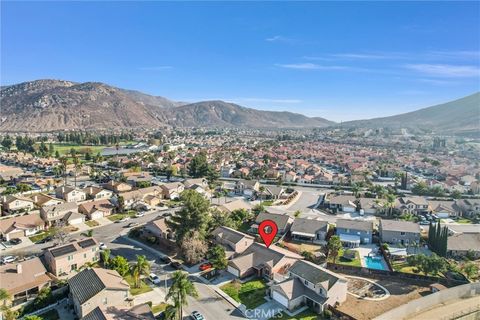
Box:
xmin=462 ymin=262 xmax=479 ymax=280
xmin=208 ymin=245 xmax=228 ymax=270
xmin=110 ymin=256 xmax=130 ymax=277
xmin=180 ymin=232 xmax=208 ymax=265
xmin=167 ymin=190 xmax=210 ymax=242
xmin=166 ymin=271 xmax=198 ymax=320
xmin=131 ymin=255 xmax=150 ymax=288
xmin=100 ymin=249 xmax=111 ymax=267
xmin=328 ymin=235 xmax=342 ymax=264
xmin=188 ymin=151 xmax=209 ymax=178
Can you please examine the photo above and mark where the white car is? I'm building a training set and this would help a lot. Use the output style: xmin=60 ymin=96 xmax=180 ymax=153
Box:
xmin=119 ymin=217 xmax=131 ymax=223
xmin=99 ymin=243 xmax=107 ymax=250
xmin=135 ymin=212 xmax=145 ymax=218
xmin=148 ymin=273 xmax=161 ymax=285
xmin=1 ymin=255 xmax=16 ymax=264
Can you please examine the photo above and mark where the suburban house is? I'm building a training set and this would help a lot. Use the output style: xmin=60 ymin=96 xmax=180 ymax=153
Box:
xmin=216 ymin=198 xmax=253 ymax=213
xmin=83 ymin=303 xmax=155 ymax=320
xmin=257 ymin=185 xmax=286 ymax=200
xmin=40 ymin=202 xmax=82 ymax=226
xmin=0 ymin=213 xmax=45 ymax=241
xmin=143 ymin=217 xmax=175 ymax=242
xmin=396 ymin=197 xmax=429 ymax=215
xmin=126 ymin=173 xmax=152 ymax=187
xmin=324 ymin=194 xmax=357 ymax=213
xmin=234 ymin=180 xmax=260 ymax=197
xmin=227 ymin=243 xmax=303 ymax=279
xmin=184 ymin=178 xmax=209 ymax=190
xmin=455 ymin=199 xmax=480 ymax=218
xmin=55 ymin=186 xmax=87 ymax=203
xmin=160 ymin=182 xmax=184 ymax=199
xmin=427 ymin=200 xmax=461 ymax=218
xmin=119 ymin=186 xmax=163 ymax=209
xmin=335 ymin=219 xmax=373 ymax=247
xmin=44 ymin=237 xmax=100 ymax=276
xmin=290 ymin=218 xmax=328 ymax=243
xmin=211 ymin=226 xmax=255 ymax=257
xmin=68 ymin=268 xmax=131 ymax=318
xmin=103 ymin=180 xmax=132 ymax=193
xmin=251 ymin=211 xmax=294 ymax=235
xmin=379 ymin=219 xmax=421 ymax=245
xmin=30 ymin=193 xmax=64 ymax=207
xmin=1 ymin=195 xmax=35 ymax=215
xmin=270 ymin=260 xmax=348 ymax=314
xmin=79 ymin=199 xmax=115 ymax=220
xmin=0 ymin=257 xmax=53 ymax=306
xmin=83 ymin=186 xmax=113 ymax=200
xmin=447 ymin=233 xmax=480 ymax=259
xmin=358 ymin=198 xmax=384 ymax=215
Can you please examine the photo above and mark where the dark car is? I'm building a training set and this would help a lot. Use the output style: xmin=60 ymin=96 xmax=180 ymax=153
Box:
xmin=170 ymin=261 xmax=181 ymax=269
xmin=9 ymin=238 xmax=22 ymax=245
xmin=160 ymin=256 xmax=172 ymax=264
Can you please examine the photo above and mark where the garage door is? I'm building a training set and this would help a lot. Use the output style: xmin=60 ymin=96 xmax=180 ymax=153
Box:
xmin=227 ymin=266 xmax=240 ymax=277
xmin=272 ymin=291 xmax=289 ymax=308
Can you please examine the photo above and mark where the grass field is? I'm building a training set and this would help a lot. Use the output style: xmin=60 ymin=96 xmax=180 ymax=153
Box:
xmin=29 ymin=229 xmax=56 ymax=243
xmin=329 ymin=248 xmax=362 ymax=267
xmin=151 ymin=303 xmax=169 ymax=314
xmin=221 ymin=279 xmax=267 ymax=309
xmin=85 ymin=220 xmax=100 ymax=228
xmin=272 ymin=309 xmax=322 ymax=320
xmin=38 ymin=143 xmax=107 ymax=156
xmin=124 ymin=275 xmax=153 ymax=296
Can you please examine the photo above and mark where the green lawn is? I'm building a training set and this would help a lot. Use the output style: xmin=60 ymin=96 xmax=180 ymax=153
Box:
xmin=47 ymin=143 xmax=107 ymax=156
xmin=391 ymin=261 xmax=420 ymax=274
xmin=107 ymin=211 xmax=136 ymax=222
xmin=221 ymin=279 xmax=267 ymax=309
xmin=151 ymin=303 xmax=169 ymax=314
xmin=261 ymin=200 xmax=274 ymax=206
xmin=124 ymin=274 xmax=153 ymax=296
xmin=29 ymin=229 xmax=55 ymax=243
xmin=330 ymin=248 xmax=362 ymax=267
xmin=85 ymin=220 xmax=100 ymax=227
xmin=456 ymin=218 xmax=473 ymax=224
xmin=272 ymin=310 xmax=323 ymax=320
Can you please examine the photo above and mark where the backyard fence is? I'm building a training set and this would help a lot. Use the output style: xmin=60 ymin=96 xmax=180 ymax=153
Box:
xmin=326 ymin=263 xmax=469 ymax=287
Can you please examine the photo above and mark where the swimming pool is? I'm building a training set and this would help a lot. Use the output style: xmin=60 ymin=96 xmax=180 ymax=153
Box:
xmin=364 ymin=256 xmax=387 ymax=270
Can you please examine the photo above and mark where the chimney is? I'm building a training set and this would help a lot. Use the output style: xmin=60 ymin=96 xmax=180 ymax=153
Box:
xmin=16 ymin=263 xmax=22 ymax=274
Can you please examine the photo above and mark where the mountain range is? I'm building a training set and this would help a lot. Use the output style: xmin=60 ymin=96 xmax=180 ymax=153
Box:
xmin=0 ymin=79 xmax=478 ymax=134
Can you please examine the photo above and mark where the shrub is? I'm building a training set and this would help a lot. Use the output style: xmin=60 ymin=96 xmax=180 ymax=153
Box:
xmin=323 ymin=309 xmax=332 ymax=319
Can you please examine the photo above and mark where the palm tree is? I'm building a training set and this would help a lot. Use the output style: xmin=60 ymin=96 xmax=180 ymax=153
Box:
xmin=60 ymin=156 xmax=68 ymax=186
xmin=385 ymin=193 xmax=396 ymax=217
xmin=163 ymin=304 xmax=178 ymax=320
xmin=100 ymin=249 xmax=111 ymax=267
xmin=0 ymin=288 xmax=11 ymax=308
xmin=131 ymin=255 xmax=150 ymax=288
xmin=166 ymin=271 xmax=198 ymax=320
xmin=72 ymin=155 xmax=80 ymax=187
xmin=351 ymin=184 xmax=360 ymax=198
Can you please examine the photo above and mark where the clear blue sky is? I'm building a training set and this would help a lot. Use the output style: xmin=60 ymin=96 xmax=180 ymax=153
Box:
xmin=2 ymin=1 xmax=479 ymax=121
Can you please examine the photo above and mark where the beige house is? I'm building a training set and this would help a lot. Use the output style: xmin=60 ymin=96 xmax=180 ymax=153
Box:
xmin=40 ymin=202 xmax=80 ymax=226
xmin=103 ymin=180 xmax=133 ymax=193
xmin=144 ymin=217 xmax=175 ymax=241
xmin=55 ymin=186 xmax=87 ymax=203
xmin=30 ymin=193 xmax=64 ymax=207
xmin=1 ymin=195 xmax=35 ymax=215
xmin=44 ymin=238 xmax=99 ymax=276
xmin=160 ymin=182 xmax=184 ymax=199
xmin=79 ymin=199 xmax=115 ymax=220
xmin=211 ymin=226 xmax=255 ymax=257
xmin=0 ymin=213 xmax=45 ymax=241
xmin=271 ymin=260 xmax=348 ymax=314
xmin=119 ymin=186 xmax=164 ymax=209
xmin=82 ymin=303 xmax=154 ymax=320
xmin=69 ymin=268 xmax=131 ymax=318
xmin=83 ymin=186 xmax=113 ymax=200
xmin=0 ymin=257 xmax=53 ymax=307
xmin=227 ymin=243 xmax=303 ymax=279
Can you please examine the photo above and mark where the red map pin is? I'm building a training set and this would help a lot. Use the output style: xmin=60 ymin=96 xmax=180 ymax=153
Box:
xmin=258 ymin=219 xmax=278 ymax=248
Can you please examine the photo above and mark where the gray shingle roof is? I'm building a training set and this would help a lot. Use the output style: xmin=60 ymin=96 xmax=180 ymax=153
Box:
xmin=291 ymin=218 xmax=328 ymax=234
xmin=212 ymin=226 xmax=253 ymax=244
xmin=255 ymin=212 xmax=291 ymax=229
xmin=288 ymin=260 xmax=340 ymax=289
xmin=68 ymin=269 xmax=105 ymax=304
xmin=82 ymin=307 xmax=107 ymax=320
xmin=380 ymin=219 xmax=421 ymax=233
xmin=336 ymin=219 xmax=373 ymax=232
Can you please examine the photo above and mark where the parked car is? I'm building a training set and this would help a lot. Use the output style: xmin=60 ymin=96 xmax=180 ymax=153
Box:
xmin=9 ymin=238 xmax=22 ymax=245
xmin=36 ymin=236 xmax=53 ymax=244
xmin=199 ymin=263 xmax=212 ymax=271
xmin=170 ymin=261 xmax=181 ymax=269
xmin=191 ymin=311 xmax=205 ymax=320
xmin=135 ymin=212 xmax=145 ymax=218
xmin=419 ymin=220 xmax=430 ymax=225
xmin=127 ymin=222 xmax=140 ymax=228
xmin=159 ymin=256 xmax=172 ymax=264
xmin=1 ymin=255 xmax=16 ymax=264
xmin=118 ymin=216 xmax=131 ymax=223
xmin=148 ymin=273 xmax=161 ymax=285
xmin=99 ymin=243 xmax=107 ymax=250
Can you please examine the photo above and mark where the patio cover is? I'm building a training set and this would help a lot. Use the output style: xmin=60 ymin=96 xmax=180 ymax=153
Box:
xmin=339 ymin=233 xmax=360 ymax=244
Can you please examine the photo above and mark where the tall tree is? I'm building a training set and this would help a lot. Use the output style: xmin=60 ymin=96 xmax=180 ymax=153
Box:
xmin=167 ymin=190 xmax=210 ymax=242
xmin=131 ymin=255 xmax=150 ymax=288
xmin=188 ymin=151 xmax=209 ymax=178
xmin=166 ymin=271 xmax=198 ymax=320
xmin=327 ymin=235 xmax=342 ymax=264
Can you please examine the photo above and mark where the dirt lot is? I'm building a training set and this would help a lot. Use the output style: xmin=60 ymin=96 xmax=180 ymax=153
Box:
xmin=337 ymin=274 xmax=431 ymax=320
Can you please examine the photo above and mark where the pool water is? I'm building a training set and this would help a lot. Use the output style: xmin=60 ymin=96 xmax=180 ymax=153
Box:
xmin=364 ymin=256 xmax=387 ymax=270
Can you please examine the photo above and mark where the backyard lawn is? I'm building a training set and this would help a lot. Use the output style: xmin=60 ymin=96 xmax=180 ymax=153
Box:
xmin=221 ymin=279 xmax=267 ymax=309
xmin=124 ymin=275 xmax=153 ymax=296
xmin=391 ymin=261 xmax=420 ymax=274
xmin=272 ymin=309 xmax=322 ymax=320
xmin=330 ymin=248 xmax=362 ymax=267
xmin=151 ymin=303 xmax=169 ymax=314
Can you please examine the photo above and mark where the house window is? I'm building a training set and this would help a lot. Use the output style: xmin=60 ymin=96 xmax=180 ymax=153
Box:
xmin=400 ymin=232 xmax=406 ymax=236
xmin=84 ymin=253 xmax=87 ymax=258
xmin=304 ymin=279 xmax=308 ymax=286
xmin=103 ymin=297 xmax=107 ymax=305
xmin=67 ymin=255 xmax=73 ymax=261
